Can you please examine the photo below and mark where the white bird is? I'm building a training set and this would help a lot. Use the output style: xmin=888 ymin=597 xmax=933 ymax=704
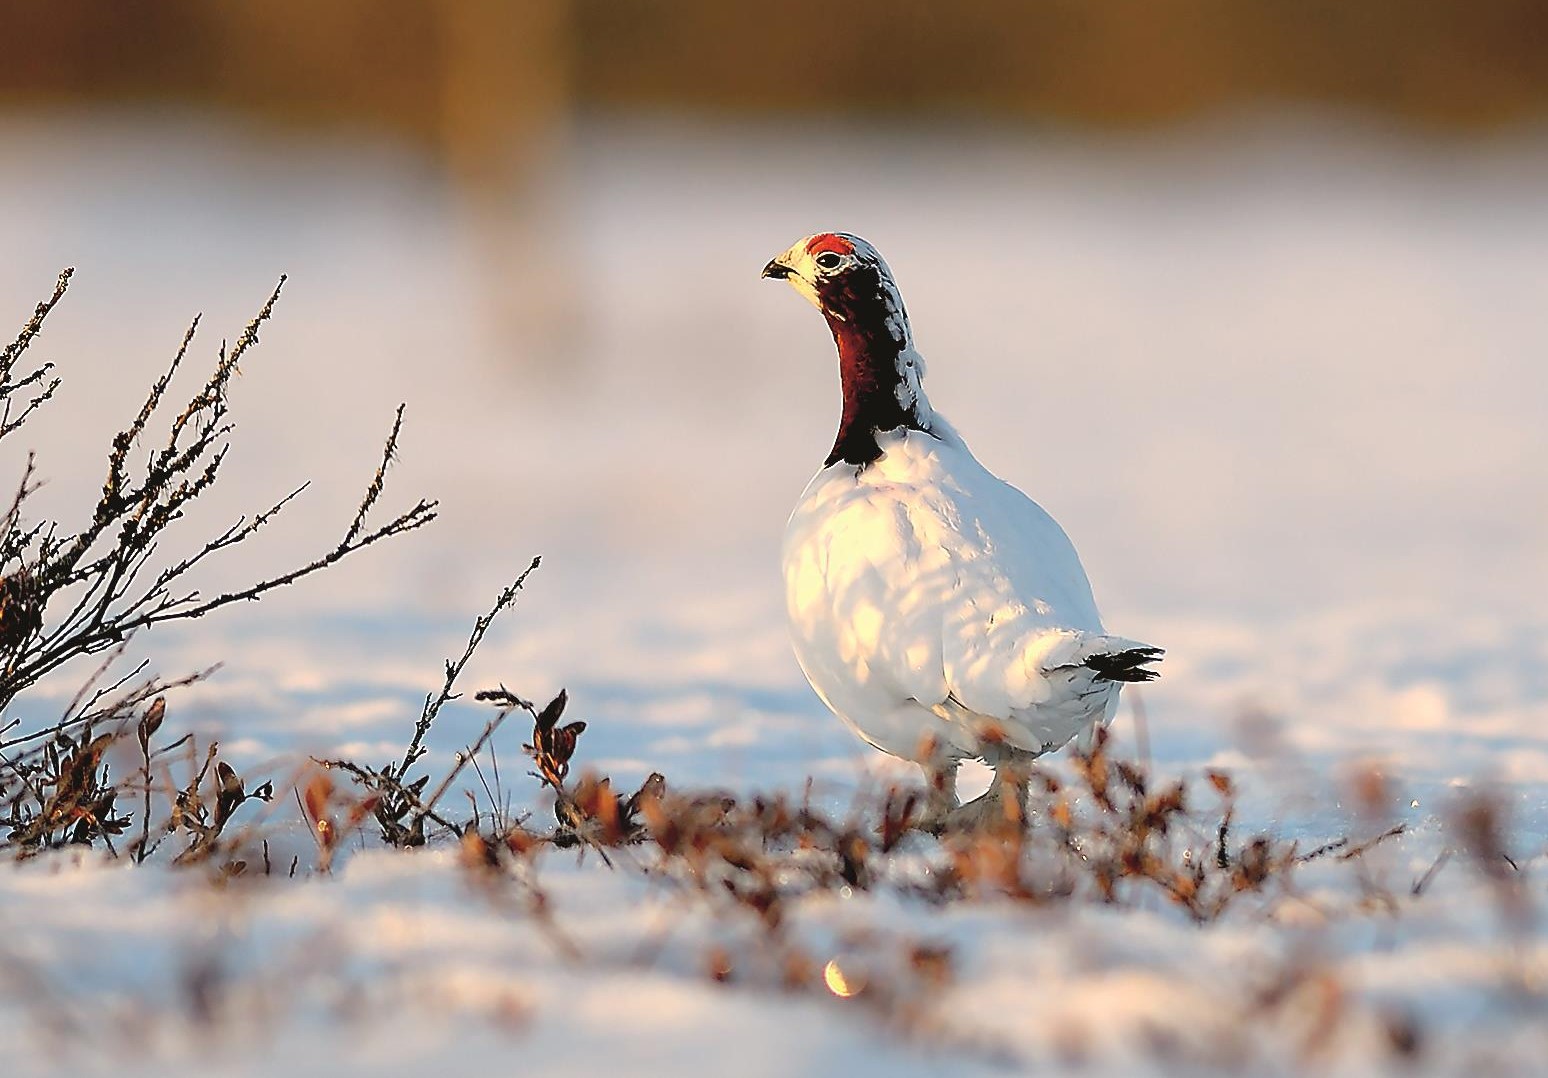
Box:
xmin=764 ymin=232 xmax=1160 ymax=829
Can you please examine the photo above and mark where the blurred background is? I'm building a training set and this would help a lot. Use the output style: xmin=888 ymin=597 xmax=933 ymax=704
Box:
xmin=11 ymin=2 xmax=1548 ymax=156
xmin=2 ymin=2 xmax=1546 ymax=809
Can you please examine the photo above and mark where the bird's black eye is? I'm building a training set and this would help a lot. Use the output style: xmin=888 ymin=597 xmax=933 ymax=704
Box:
xmin=814 ymin=252 xmax=844 ymax=271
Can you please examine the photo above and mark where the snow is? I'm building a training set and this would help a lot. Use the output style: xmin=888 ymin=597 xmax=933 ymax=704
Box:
xmin=1 ymin=829 xmax=1543 ymax=1076
xmin=1 ymin=110 xmax=1546 ymax=1073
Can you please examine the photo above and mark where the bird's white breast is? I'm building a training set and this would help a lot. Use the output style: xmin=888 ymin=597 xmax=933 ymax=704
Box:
xmin=782 ymin=427 xmax=1116 ymax=761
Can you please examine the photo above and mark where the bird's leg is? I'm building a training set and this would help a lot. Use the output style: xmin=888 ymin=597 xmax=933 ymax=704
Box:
xmin=912 ymin=756 xmax=959 ymax=834
xmin=905 ymin=729 xmax=964 ymax=835
xmin=937 ymin=747 xmax=1034 ymax=834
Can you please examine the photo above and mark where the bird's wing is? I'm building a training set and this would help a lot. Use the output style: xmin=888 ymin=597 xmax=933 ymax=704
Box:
xmin=928 ymin=456 xmax=1157 ymax=748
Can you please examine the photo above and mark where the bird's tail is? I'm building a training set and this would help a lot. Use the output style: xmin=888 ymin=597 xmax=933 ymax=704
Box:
xmin=1084 ymin=644 xmax=1164 ymax=683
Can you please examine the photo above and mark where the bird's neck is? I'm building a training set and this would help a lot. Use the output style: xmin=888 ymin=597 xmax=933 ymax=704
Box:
xmin=824 ymin=293 xmax=933 ymax=468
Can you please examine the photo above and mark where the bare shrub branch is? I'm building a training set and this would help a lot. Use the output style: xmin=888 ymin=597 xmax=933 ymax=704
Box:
xmin=0 ymin=270 xmax=436 ymax=856
xmin=0 ymin=273 xmax=437 ymax=723
xmin=316 ymin=558 xmax=542 ymax=847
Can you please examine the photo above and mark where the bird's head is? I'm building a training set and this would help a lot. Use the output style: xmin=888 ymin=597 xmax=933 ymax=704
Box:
xmin=761 ymin=232 xmax=909 ymax=342
xmin=764 ymin=232 xmax=937 ymax=466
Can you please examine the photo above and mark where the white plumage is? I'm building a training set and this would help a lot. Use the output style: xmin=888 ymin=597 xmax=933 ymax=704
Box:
xmin=784 ymin=425 xmax=1145 ymax=759
xmin=764 ymin=231 xmax=1158 ymax=824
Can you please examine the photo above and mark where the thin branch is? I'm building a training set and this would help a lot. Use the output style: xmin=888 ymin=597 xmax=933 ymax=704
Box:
xmin=0 ymin=268 xmax=72 ymax=398
xmin=416 ymin=706 xmax=519 ymax=830
xmin=395 ymin=556 xmax=541 ymax=779
xmin=340 ymin=404 xmax=404 ymax=551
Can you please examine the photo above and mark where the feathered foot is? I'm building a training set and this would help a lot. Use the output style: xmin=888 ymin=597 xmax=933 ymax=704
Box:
xmin=911 ymin=757 xmax=960 ymax=834
xmin=915 ymin=748 xmax=1033 ymax=836
xmin=939 ymin=769 xmax=1027 ymax=834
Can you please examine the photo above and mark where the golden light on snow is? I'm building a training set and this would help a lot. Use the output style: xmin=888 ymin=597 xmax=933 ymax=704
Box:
xmin=823 ymin=958 xmax=861 ymax=998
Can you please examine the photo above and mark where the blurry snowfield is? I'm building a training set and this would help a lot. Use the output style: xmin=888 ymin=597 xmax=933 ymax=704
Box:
xmin=2 ymin=111 xmax=1547 ymax=1073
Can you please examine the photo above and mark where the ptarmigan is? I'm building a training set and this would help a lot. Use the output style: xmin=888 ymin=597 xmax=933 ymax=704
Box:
xmin=764 ymin=231 xmax=1160 ymax=829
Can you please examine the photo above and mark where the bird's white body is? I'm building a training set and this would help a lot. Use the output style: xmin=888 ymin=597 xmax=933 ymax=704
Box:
xmin=784 ymin=425 xmax=1136 ymax=764
xmin=765 ymin=231 xmax=1156 ymax=792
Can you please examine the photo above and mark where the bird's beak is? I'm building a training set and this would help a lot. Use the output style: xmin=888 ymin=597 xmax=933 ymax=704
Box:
xmin=761 ymin=258 xmax=792 ymax=280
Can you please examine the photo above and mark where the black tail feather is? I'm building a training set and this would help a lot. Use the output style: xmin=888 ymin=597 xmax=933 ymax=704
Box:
xmin=1085 ymin=646 xmax=1164 ymax=684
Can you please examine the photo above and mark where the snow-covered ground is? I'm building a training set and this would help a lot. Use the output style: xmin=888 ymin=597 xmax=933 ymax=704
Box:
xmin=1 ymin=111 xmax=1546 ymax=1073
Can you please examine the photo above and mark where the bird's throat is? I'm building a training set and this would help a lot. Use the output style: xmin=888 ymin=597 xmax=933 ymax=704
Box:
xmin=825 ymin=313 xmax=927 ymax=468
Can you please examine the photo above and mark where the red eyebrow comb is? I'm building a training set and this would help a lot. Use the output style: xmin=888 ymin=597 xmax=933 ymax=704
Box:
xmin=806 ymin=233 xmax=855 ymax=258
